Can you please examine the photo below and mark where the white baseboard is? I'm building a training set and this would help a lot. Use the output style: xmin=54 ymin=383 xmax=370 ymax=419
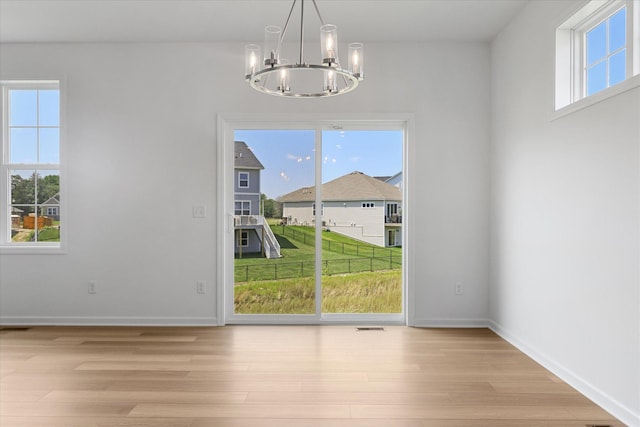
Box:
xmin=489 ymin=320 xmax=640 ymax=427
xmin=412 ymin=317 xmax=490 ymax=328
xmin=0 ymin=316 xmax=219 ymax=326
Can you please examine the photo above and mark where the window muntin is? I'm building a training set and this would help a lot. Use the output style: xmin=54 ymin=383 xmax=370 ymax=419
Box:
xmin=238 ymin=172 xmax=249 ymax=188
xmin=585 ymin=6 xmax=627 ymax=95
xmin=2 ymin=82 xmax=62 ymax=247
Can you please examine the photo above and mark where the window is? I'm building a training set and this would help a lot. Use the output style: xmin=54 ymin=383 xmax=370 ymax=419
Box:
xmin=238 ymin=231 xmax=249 ymax=247
xmin=238 ymin=172 xmax=249 ymax=188
xmin=1 ymin=81 xmax=62 ymax=248
xmin=362 ymin=202 xmax=375 ymax=208
xmin=556 ymin=0 xmax=640 ymax=110
xmin=312 ymin=202 xmax=324 ymax=216
xmin=235 ymin=200 xmax=251 ymax=216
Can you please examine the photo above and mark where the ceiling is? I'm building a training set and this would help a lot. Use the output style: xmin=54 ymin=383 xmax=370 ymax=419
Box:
xmin=0 ymin=0 xmax=528 ymax=44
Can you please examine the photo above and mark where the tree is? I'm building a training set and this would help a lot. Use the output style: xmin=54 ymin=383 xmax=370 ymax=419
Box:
xmin=260 ymin=193 xmax=282 ymax=218
xmin=10 ymin=172 xmax=59 ymax=205
xmin=38 ymin=174 xmax=59 ymax=203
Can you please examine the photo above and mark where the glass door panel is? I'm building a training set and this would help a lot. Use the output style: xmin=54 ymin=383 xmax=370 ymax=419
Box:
xmin=233 ymin=129 xmax=316 ymax=315
xmin=320 ymin=130 xmax=403 ymax=314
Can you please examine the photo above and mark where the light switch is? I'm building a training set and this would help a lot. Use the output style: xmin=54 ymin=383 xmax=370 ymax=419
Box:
xmin=193 ymin=205 xmax=206 ymax=218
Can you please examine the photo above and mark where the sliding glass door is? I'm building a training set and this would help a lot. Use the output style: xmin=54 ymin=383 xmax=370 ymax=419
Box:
xmin=221 ymin=119 xmax=406 ymax=324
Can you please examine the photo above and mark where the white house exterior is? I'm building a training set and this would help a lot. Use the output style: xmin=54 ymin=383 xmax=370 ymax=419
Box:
xmin=280 ymin=171 xmax=402 ymax=247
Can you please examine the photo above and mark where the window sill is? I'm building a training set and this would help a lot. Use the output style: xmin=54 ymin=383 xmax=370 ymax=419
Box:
xmin=0 ymin=245 xmax=66 ymax=255
xmin=552 ymin=74 xmax=640 ymax=121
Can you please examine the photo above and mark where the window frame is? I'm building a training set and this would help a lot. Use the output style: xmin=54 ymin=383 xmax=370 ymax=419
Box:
xmin=362 ymin=202 xmax=375 ymax=208
xmin=234 ymin=200 xmax=251 ymax=216
xmin=238 ymin=171 xmax=249 ymax=188
xmin=555 ymin=0 xmax=640 ymax=114
xmin=579 ymin=2 xmax=629 ymax=96
xmin=238 ymin=230 xmax=249 ymax=247
xmin=1 ymin=80 xmax=65 ymax=254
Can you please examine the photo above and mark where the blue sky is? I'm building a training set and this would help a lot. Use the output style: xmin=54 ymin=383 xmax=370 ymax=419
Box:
xmin=235 ymin=129 xmax=403 ymax=199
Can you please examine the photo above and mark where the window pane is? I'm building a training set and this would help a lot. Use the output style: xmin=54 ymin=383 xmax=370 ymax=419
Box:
xmin=233 ymin=130 xmax=316 ymax=315
xmin=10 ymin=170 xmax=36 ymax=204
xmin=609 ymin=49 xmax=626 ymax=86
xmin=586 ymin=21 xmax=606 ymax=65
xmin=609 ymin=7 xmax=626 ymax=53
xmin=39 ymin=128 xmax=60 ymax=163
xmin=37 ymin=171 xmax=60 ymax=204
xmin=321 ymin=130 xmax=403 ymax=314
xmin=9 ymin=90 xmax=37 ymax=126
xmin=11 ymin=205 xmax=36 ymax=242
xmin=38 ymin=90 xmax=60 ymax=126
xmin=587 ymin=61 xmax=607 ymax=95
xmin=37 ymin=206 xmax=61 ymax=242
xmin=10 ymin=128 xmax=38 ymax=163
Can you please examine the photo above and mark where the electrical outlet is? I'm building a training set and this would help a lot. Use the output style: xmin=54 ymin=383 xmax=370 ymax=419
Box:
xmin=455 ymin=282 xmax=463 ymax=295
xmin=88 ymin=281 xmax=97 ymax=294
xmin=196 ymin=280 xmax=206 ymax=294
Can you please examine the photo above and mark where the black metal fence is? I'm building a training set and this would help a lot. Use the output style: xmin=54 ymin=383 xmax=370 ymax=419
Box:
xmin=234 ymin=226 xmax=402 ymax=283
xmin=234 ymin=256 xmax=402 ymax=283
xmin=281 ymin=226 xmax=400 ymax=259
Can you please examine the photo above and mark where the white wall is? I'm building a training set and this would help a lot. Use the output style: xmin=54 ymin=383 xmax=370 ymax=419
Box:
xmin=0 ymin=41 xmax=491 ymax=327
xmin=490 ymin=1 xmax=640 ymax=425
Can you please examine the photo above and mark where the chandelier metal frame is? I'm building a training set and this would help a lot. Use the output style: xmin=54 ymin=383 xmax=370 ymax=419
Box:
xmin=245 ymin=0 xmax=363 ymax=98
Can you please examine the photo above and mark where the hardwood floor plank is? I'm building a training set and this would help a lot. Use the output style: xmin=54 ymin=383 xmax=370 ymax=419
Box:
xmin=189 ymin=419 xmax=425 ymax=427
xmin=1 ymin=401 xmax=135 ymax=417
xmin=40 ymin=390 xmax=248 ymax=404
xmin=128 ymin=403 xmax=351 ymax=418
xmin=245 ymin=391 xmax=452 ymax=405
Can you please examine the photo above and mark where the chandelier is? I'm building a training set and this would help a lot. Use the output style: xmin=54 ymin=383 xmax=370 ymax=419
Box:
xmin=244 ymin=0 xmax=364 ymax=98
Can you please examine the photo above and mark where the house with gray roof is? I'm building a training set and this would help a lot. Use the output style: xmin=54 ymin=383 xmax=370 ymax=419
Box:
xmin=41 ymin=193 xmax=61 ymax=221
xmin=234 ymin=141 xmax=280 ymax=258
xmin=280 ymin=171 xmax=402 ymax=247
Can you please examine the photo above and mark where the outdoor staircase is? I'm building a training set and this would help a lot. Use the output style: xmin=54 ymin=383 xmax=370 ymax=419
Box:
xmin=234 ymin=215 xmax=281 ymax=259
xmin=260 ymin=220 xmax=281 ymax=259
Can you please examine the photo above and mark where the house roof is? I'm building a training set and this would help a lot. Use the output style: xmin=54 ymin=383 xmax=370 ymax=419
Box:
xmin=42 ymin=193 xmax=60 ymax=205
xmin=280 ymin=171 xmax=402 ymax=203
xmin=235 ymin=141 xmax=264 ymax=170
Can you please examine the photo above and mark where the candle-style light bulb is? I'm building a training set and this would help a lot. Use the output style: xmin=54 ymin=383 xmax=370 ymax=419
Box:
xmin=321 ymin=24 xmax=339 ymax=65
xmin=348 ymin=42 xmax=364 ymax=79
xmin=324 ymin=69 xmax=337 ymax=92
xmin=245 ymin=44 xmax=261 ymax=78
xmin=250 ymin=52 xmax=257 ymax=73
xmin=278 ymin=60 xmax=290 ymax=93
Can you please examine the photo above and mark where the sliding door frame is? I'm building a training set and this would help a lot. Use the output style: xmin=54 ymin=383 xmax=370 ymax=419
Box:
xmin=216 ymin=113 xmax=415 ymax=326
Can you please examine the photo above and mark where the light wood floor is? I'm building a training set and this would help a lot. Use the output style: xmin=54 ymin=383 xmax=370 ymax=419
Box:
xmin=0 ymin=325 xmax=625 ymax=427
